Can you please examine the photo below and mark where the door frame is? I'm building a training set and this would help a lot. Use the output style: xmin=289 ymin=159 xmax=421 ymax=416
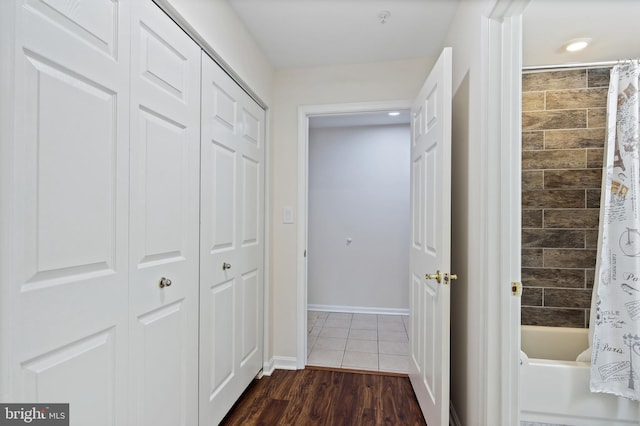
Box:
xmin=296 ymin=100 xmax=412 ymax=368
xmin=482 ymin=1 xmax=528 ymax=425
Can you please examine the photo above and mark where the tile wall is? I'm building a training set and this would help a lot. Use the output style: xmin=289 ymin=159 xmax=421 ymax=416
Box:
xmin=521 ymin=67 xmax=610 ymax=328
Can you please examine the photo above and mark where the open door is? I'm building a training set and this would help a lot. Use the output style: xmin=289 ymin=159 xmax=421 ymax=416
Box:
xmin=409 ymin=47 xmax=453 ymax=426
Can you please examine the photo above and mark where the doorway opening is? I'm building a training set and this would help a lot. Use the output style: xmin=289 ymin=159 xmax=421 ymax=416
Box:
xmin=296 ymin=101 xmax=413 ymax=372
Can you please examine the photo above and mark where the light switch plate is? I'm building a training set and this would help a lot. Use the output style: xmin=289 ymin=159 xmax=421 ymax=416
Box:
xmin=282 ymin=206 xmax=294 ymax=224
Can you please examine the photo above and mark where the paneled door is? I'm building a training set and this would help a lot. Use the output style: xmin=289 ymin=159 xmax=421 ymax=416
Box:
xmin=200 ymin=53 xmax=266 ymax=425
xmin=5 ymin=1 xmax=131 ymax=425
xmin=129 ymin=1 xmax=201 ymax=425
xmin=409 ymin=47 xmax=453 ymax=426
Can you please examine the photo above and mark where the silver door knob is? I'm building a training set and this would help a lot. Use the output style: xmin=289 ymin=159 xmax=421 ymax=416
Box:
xmin=159 ymin=277 xmax=172 ymax=288
xmin=222 ymin=262 xmax=231 ymax=271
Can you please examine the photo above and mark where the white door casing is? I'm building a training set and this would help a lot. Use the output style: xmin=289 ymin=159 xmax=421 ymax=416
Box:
xmin=200 ymin=52 xmax=266 ymax=425
xmin=7 ymin=1 xmax=131 ymax=425
xmin=129 ymin=1 xmax=201 ymax=425
xmin=409 ymin=47 xmax=453 ymax=426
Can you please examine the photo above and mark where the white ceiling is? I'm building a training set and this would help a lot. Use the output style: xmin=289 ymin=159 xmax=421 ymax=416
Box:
xmin=523 ymin=0 xmax=640 ymax=68
xmin=228 ymin=0 xmax=640 ymax=127
xmin=229 ymin=0 xmax=640 ymax=70
xmin=228 ymin=0 xmax=459 ymax=69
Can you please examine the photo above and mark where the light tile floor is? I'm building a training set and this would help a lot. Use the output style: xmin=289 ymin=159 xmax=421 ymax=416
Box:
xmin=307 ymin=311 xmax=410 ymax=373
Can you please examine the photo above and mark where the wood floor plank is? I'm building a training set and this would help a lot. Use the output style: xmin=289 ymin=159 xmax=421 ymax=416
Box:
xmin=254 ymin=399 xmax=289 ymax=425
xmin=219 ymin=368 xmax=427 ymax=425
xmin=360 ymin=407 xmax=377 ymax=426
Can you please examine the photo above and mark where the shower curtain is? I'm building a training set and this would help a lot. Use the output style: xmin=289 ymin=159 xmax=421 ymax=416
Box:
xmin=590 ymin=60 xmax=640 ymax=400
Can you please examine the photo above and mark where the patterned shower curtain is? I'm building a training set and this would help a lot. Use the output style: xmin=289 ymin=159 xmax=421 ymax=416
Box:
xmin=591 ymin=60 xmax=640 ymax=400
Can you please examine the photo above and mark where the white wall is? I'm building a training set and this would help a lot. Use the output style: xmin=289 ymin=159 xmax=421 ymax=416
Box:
xmin=446 ymin=1 xmax=487 ymax=423
xmin=308 ymin=124 xmax=410 ymax=312
xmin=446 ymin=3 xmax=483 ymax=423
xmin=164 ymin=0 xmax=274 ymax=104
xmin=270 ymin=58 xmax=435 ymax=360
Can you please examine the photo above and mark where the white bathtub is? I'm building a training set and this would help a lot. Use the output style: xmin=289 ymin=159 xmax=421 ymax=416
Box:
xmin=520 ymin=325 xmax=640 ymax=425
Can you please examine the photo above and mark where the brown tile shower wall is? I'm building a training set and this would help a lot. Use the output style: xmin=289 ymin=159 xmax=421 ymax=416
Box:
xmin=521 ymin=67 xmax=610 ymax=328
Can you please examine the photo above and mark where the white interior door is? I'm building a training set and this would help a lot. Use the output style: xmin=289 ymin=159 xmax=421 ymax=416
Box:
xmin=200 ymin=52 xmax=265 ymax=425
xmin=6 ymin=1 xmax=131 ymax=425
xmin=409 ymin=47 xmax=453 ymax=426
xmin=129 ymin=1 xmax=201 ymax=425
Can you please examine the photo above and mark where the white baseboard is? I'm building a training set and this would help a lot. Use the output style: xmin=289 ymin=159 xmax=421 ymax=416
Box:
xmin=449 ymin=400 xmax=462 ymax=426
xmin=307 ymin=304 xmax=409 ymax=316
xmin=262 ymin=358 xmax=276 ymax=376
xmin=263 ymin=356 xmax=298 ymax=376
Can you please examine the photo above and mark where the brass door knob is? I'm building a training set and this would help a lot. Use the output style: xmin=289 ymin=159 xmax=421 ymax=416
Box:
xmin=425 ymin=270 xmax=442 ymax=284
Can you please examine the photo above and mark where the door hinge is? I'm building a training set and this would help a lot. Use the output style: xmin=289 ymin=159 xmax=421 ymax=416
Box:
xmin=511 ymin=281 xmax=522 ymax=296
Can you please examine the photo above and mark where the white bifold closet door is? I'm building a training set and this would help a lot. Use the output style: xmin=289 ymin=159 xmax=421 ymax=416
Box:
xmin=199 ymin=53 xmax=266 ymax=425
xmin=7 ymin=1 xmax=131 ymax=425
xmin=128 ymin=1 xmax=201 ymax=426
xmin=4 ymin=1 xmax=265 ymax=424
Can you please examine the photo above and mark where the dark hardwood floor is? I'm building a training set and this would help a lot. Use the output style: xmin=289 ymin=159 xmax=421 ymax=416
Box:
xmin=220 ymin=366 xmax=427 ymax=425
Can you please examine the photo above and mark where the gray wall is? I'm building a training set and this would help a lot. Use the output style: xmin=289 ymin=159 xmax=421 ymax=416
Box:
xmin=308 ymin=124 xmax=410 ymax=312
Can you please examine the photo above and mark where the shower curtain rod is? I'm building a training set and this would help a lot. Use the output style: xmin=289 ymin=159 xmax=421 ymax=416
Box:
xmin=523 ymin=59 xmax=639 ymax=72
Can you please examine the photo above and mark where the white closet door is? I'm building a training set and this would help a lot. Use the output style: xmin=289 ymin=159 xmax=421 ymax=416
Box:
xmin=200 ymin=53 xmax=265 ymax=425
xmin=7 ymin=1 xmax=130 ymax=425
xmin=129 ymin=1 xmax=201 ymax=425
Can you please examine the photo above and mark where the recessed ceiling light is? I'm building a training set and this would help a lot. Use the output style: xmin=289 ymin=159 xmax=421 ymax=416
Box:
xmin=388 ymin=111 xmax=400 ymax=116
xmin=564 ymin=38 xmax=591 ymax=52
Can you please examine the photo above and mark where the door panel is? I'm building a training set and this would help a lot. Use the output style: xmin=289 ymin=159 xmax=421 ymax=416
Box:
xmin=26 ymin=0 xmax=118 ymax=58
xmin=21 ymin=329 xmax=115 ymax=426
xmin=210 ymin=142 xmax=237 ymax=251
xmin=425 ymin=144 xmax=438 ymax=254
xmin=241 ymin=270 xmax=260 ymax=361
xmin=129 ymin=1 xmax=201 ymax=425
xmin=135 ymin=110 xmax=185 ymax=263
xmin=208 ymin=279 xmax=235 ymax=396
xmin=412 ymin=155 xmax=424 ymax=251
xmin=10 ymin=2 xmax=131 ymax=425
xmin=409 ymin=47 xmax=453 ymax=426
xmin=242 ymin=157 xmax=260 ymax=245
xmin=137 ymin=301 xmax=185 ymax=426
xmin=200 ymin=52 xmax=265 ymax=426
xmin=22 ymin=53 xmax=117 ymax=285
